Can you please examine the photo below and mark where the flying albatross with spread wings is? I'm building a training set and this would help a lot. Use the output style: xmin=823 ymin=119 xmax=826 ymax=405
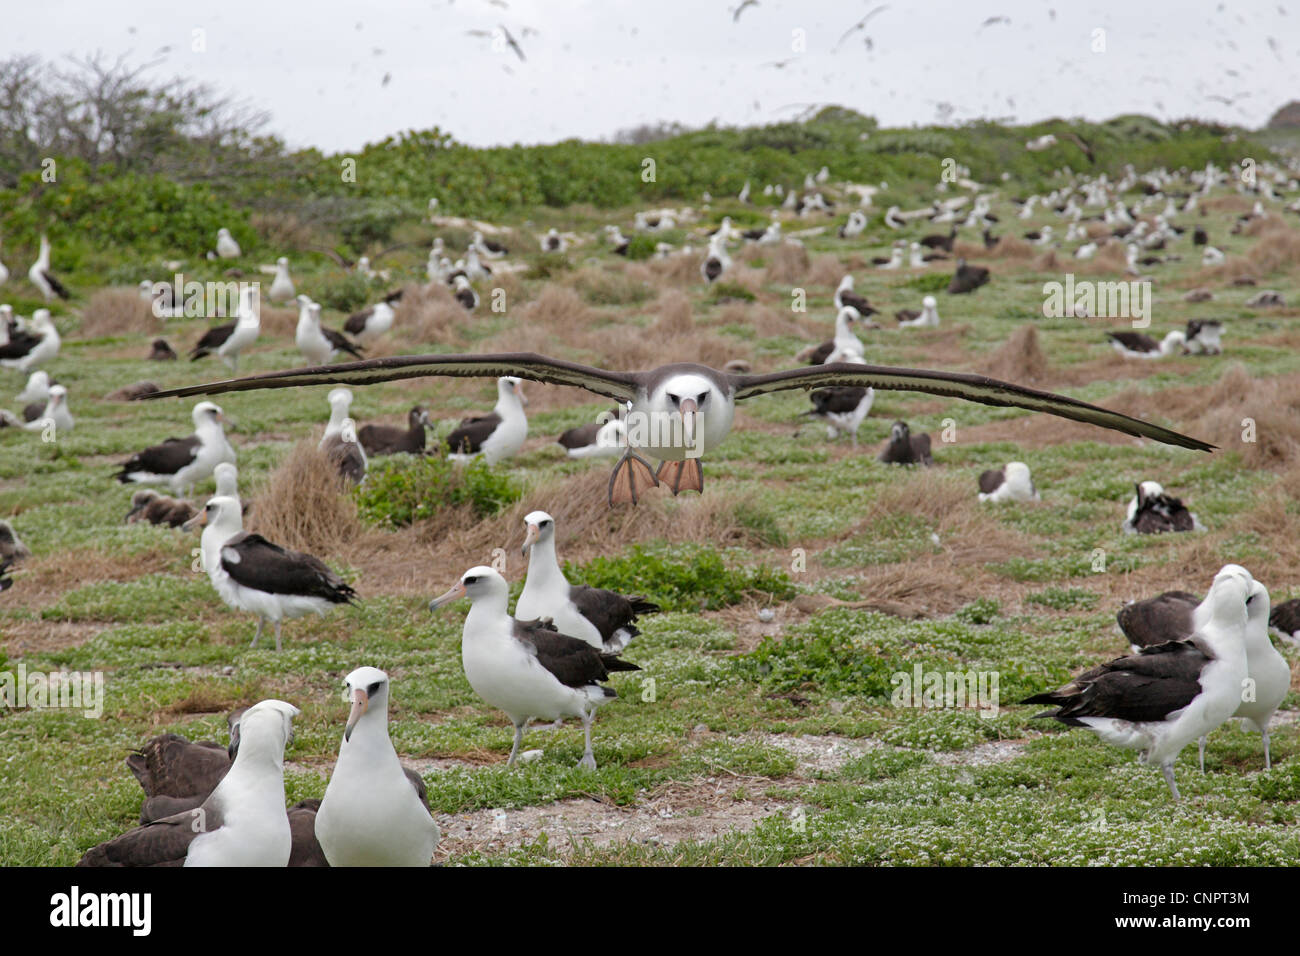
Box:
xmin=142 ymin=352 xmax=1214 ymax=506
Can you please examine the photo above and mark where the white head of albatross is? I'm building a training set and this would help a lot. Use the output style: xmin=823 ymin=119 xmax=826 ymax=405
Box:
xmin=314 ymin=666 xmax=440 ymax=867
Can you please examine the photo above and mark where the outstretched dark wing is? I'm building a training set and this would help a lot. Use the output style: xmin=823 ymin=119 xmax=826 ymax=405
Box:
xmin=728 ymin=362 xmax=1213 ymax=452
xmin=220 ymin=532 xmax=358 ymax=604
xmin=143 ymin=353 xmax=642 ymax=403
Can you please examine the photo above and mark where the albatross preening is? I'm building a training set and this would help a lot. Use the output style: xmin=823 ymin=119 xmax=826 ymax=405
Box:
xmin=315 ymin=667 xmax=439 ymax=866
xmin=517 ymin=510 xmax=659 ymax=653
xmin=1021 ymin=565 xmax=1253 ymax=800
xmin=1122 ymin=480 xmax=1203 ymax=534
xmin=142 ymin=351 xmax=1214 ymax=506
xmin=430 ymin=567 xmax=640 ymax=769
xmin=199 ymin=496 xmax=358 ymax=650
xmin=78 ymin=699 xmax=300 ymax=866
xmin=114 ymin=401 xmax=235 ymax=496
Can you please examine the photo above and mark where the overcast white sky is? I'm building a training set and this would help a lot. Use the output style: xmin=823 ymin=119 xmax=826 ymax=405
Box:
xmin=5 ymin=0 xmax=1295 ymax=151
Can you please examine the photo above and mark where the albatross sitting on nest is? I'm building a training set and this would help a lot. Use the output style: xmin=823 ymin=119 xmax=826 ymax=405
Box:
xmin=78 ymin=699 xmax=301 ymax=866
xmin=143 ymin=351 xmax=1214 ymax=507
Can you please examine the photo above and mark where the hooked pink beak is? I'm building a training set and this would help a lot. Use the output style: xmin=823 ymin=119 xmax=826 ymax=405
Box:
xmin=429 ymin=580 xmax=467 ymax=612
xmin=522 ymin=522 xmax=539 ymax=556
xmin=679 ymin=397 xmax=698 ymax=445
xmin=514 ymin=381 xmax=529 ymax=406
xmin=344 ymin=687 xmax=368 ymax=742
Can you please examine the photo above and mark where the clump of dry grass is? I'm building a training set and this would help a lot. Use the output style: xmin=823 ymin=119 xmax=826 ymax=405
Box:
xmin=646 ymin=251 xmax=704 ymax=288
xmin=516 ymin=284 xmax=595 ymax=330
xmin=762 ymin=243 xmax=811 ymax=284
xmin=1035 ymin=250 xmax=1060 ymax=271
xmin=567 ymin=266 xmax=653 ymax=306
xmin=977 ymin=325 xmax=1050 ymax=384
xmin=650 ymin=289 xmax=693 ymax=336
xmin=391 ymin=282 xmax=470 ymax=348
xmin=807 ymin=253 xmax=847 ymax=288
xmin=722 ymin=302 xmax=807 ymax=338
xmin=257 ymin=304 xmax=299 ymax=339
xmin=80 ymin=288 xmax=162 ymax=338
xmin=982 ymin=236 xmax=1034 ymax=260
xmin=247 ymin=438 xmax=361 ymax=555
xmin=1103 ymin=364 xmax=1300 ymax=468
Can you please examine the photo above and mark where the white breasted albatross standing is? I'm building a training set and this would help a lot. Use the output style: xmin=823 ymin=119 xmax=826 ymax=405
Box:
xmin=517 ymin=511 xmax=659 ymax=652
xmin=429 ymin=567 xmax=640 ymax=769
xmin=28 ymin=234 xmax=69 ymax=302
xmin=801 ymin=355 xmax=874 ymax=444
xmin=198 ymin=496 xmax=358 ymax=650
xmin=977 ymin=462 xmax=1039 ymax=503
xmin=320 ymin=387 xmax=367 ymax=483
xmin=296 ymin=297 xmax=364 ymax=366
xmin=215 ymin=228 xmax=242 ymax=259
xmin=190 ymin=286 xmax=260 ymax=371
xmin=77 ymin=699 xmax=301 ymax=866
xmin=18 ymin=383 xmax=72 ymax=434
xmin=146 ymin=352 xmax=1215 ymax=506
xmin=268 ymin=257 xmax=296 ymax=303
xmin=314 ymin=667 xmax=439 ymax=866
xmin=445 ymin=376 xmax=528 ymax=464
xmin=16 ymin=370 xmax=51 ymax=405
xmin=115 ymin=401 xmax=235 ymax=496
xmin=800 ymin=307 xmax=866 ymax=365
xmin=1021 ymin=564 xmax=1253 ymax=800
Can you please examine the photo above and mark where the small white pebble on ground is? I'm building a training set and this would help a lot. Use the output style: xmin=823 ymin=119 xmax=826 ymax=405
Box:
xmin=758 ymin=608 xmax=775 ymax=622
xmin=518 ymin=749 xmax=544 ymax=764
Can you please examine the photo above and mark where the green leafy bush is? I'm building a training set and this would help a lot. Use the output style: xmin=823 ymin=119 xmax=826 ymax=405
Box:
xmin=354 ymin=455 xmax=521 ymax=527
xmin=569 ymin=543 xmax=795 ymax=612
